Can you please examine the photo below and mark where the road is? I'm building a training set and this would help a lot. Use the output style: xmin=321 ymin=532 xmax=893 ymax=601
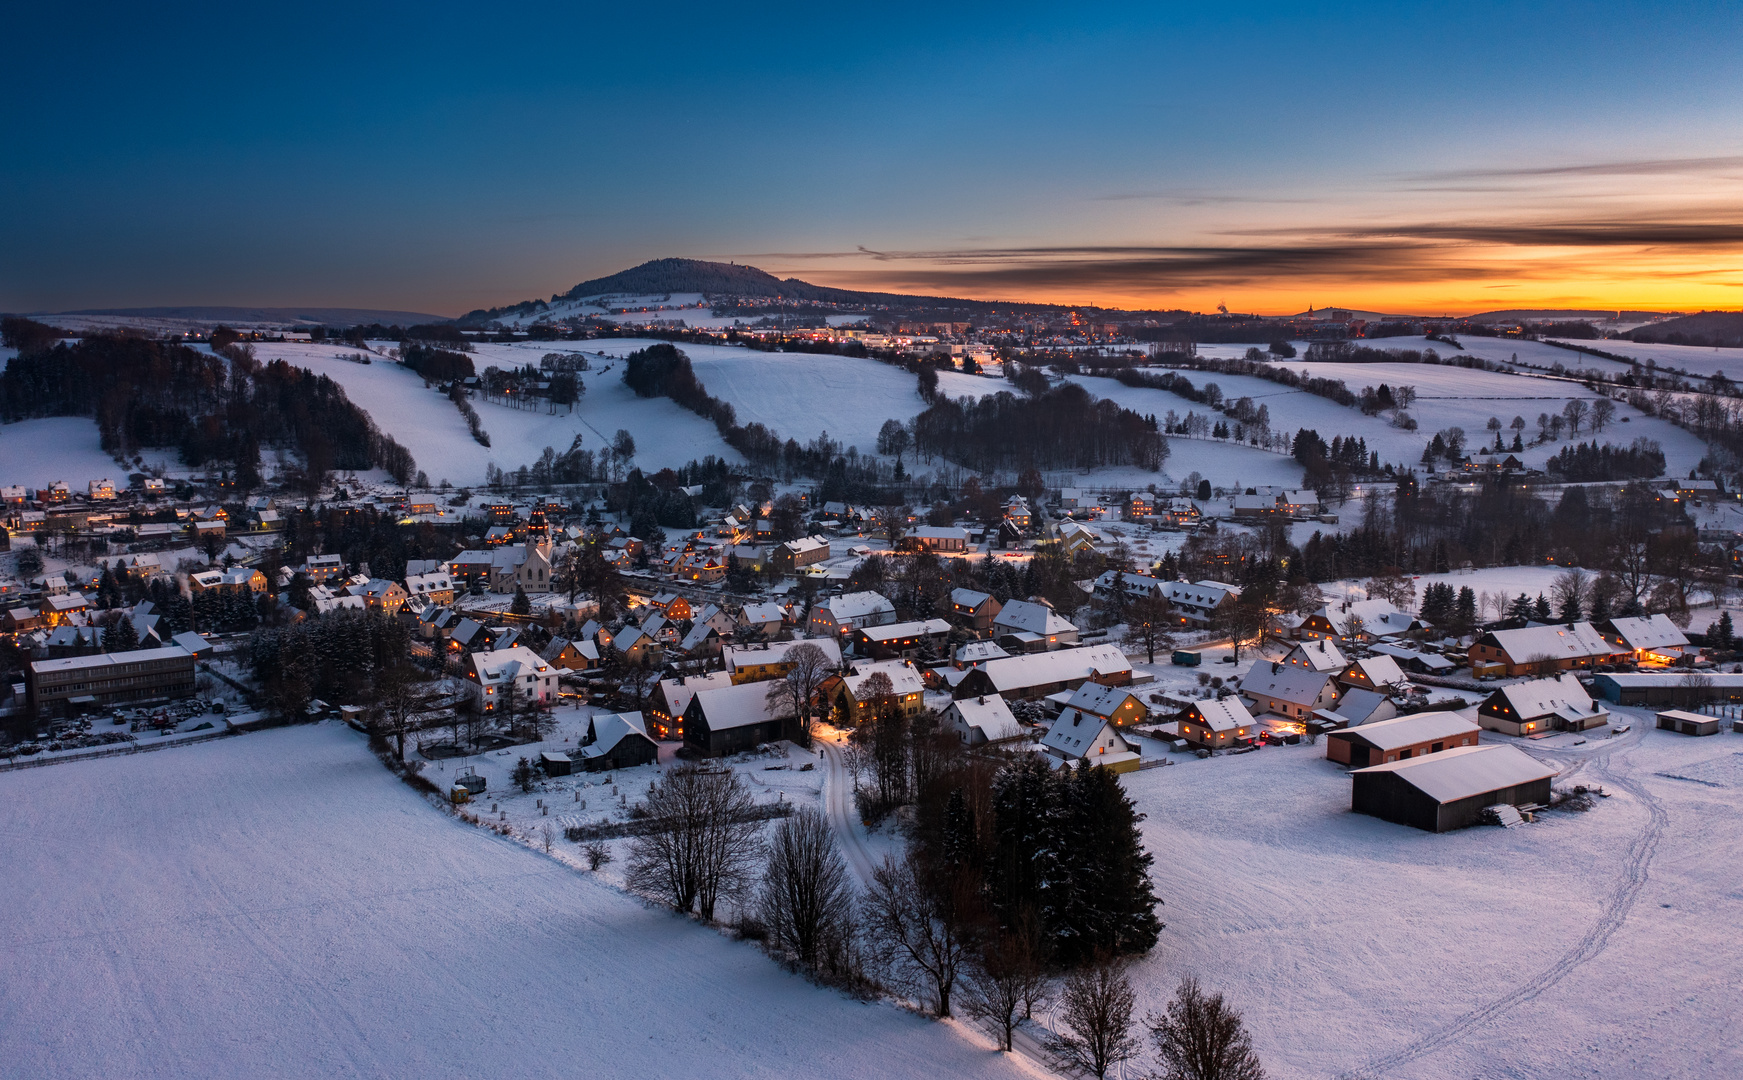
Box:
xmin=817 ymin=738 xmax=880 ymax=886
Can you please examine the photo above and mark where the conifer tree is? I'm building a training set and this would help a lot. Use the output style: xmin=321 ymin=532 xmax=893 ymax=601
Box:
xmin=1052 ymin=766 xmax=1162 ymax=964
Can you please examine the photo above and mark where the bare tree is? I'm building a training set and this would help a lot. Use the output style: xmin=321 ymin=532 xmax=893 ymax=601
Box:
xmin=1563 ymin=398 xmax=1589 ymax=436
xmin=1049 ymin=957 xmax=1140 ymax=1079
xmin=1590 ymin=396 xmax=1616 ymax=432
xmin=861 ymin=852 xmax=978 ymax=1017
xmin=759 ymin=807 xmax=855 ymax=970
xmin=370 ymin=665 xmax=448 ymax=761
xmin=1146 ymin=975 xmax=1267 ymax=1080
xmin=764 ymin=642 xmax=834 ymax=747
xmin=626 ymin=764 xmax=764 ymax=922
xmin=1551 ymin=567 xmax=1590 ymax=621
xmin=960 ymin=923 xmax=1050 ymax=1052
xmin=1123 ymin=592 xmax=1176 ymax=665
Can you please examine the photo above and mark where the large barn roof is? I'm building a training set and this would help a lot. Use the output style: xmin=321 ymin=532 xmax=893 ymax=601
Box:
xmin=1352 ymin=744 xmax=1557 ymax=803
xmin=1335 ymin=711 xmax=1478 ymax=751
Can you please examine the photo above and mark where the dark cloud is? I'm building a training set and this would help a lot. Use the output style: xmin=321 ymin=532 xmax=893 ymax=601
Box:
xmin=1341 ymin=220 xmax=1743 ymax=247
xmin=1401 ymin=155 xmax=1743 ymax=182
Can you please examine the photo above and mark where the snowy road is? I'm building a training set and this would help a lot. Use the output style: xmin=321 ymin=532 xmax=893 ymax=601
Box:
xmin=818 ymin=738 xmax=881 ymax=885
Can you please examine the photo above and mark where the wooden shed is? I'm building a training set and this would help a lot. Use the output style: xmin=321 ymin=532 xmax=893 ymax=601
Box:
xmin=539 ymin=751 xmax=573 ymax=776
xmin=1350 ymin=744 xmax=1557 ymax=833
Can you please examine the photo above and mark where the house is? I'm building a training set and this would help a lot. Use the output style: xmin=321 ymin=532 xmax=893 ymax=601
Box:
xmin=1350 ymin=744 xmax=1557 ymax=832
xmin=1280 ymin=489 xmax=1321 ymax=517
xmin=448 ymin=543 xmax=553 ymax=595
xmin=678 ymin=621 xmax=723 ymax=658
xmin=807 ymin=591 xmax=897 ymax=636
xmin=948 ymin=588 xmax=1002 ymax=631
xmin=25 ymin=645 xmax=199 ymax=716
xmin=944 ymin=695 xmax=1025 ymax=745
xmin=1058 ymin=681 xmax=1148 ymax=728
xmin=1041 ymin=708 xmax=1140 ymax=773
xmin=1477 ymin=673 xmax=1610 ymax=735
xmin=738 ymin=601 xmax=788 ymax=636
xmin=682 ymin=680 xmax=801 ymax=756
xmin=1338 ymin=655 xmax=1408 ymax=694
xmin=1467 ymin=622 xmax=1618 ymax=678
xmin=1599 ymin=614 xmax=1693 ymax=664
xmin=1309 ymin=687 xmax=1397 ymax=730
xmin=577 ymin=711 xmax=660 ymax=770
xmin=852 ymin=617 xmax=951 ymax=660
xmin=1127 ymin=492 xmax=1154 ymax=519
xmin=770 ymin=536 xmax=832 ymax=575
xmin=992 ymin=599 xmax=1079 ymax=651
xmin=303 ymin=554 xmax=346 ymax=583
xmin=1092 ymin=570 xmax=1170 ymax=603
xmin=648 ymin=671 xmax=735 ymax=739
xmin=1325 ymin=711 xmax=1481 ymax=767
xmin=724 ymin=637 xmax=844 ymax=684
xmin=609 ymin=625 xmax=660 ymax=666
xmin=359 ymin=579 xmax=409 ymax=614
xmin=540 ymin=636 xmax=600 ymax=672
xmin=1368 ymin=642 xmax=1456 ymax=675
xmin=1655 ymin=709 xmax=1720 ymax=736
xmin=648 ymin=592 xmax=693 ymax=621
xmin=1590 ymin=671 xmax=1743 ymax=706
xmin=1239 ymin=663 xmax=1340 ymax=721
xmin=465 ymin=646 xmax=557 ymax=712
xmin=1232 ymin=493 xmax=1285 ymax=519
xmin=953 ymin=639 xmax=1011 ymax=668
xmin=405 ymin=571 xmax=455 ymax=607
xmin=1003 ymin=496 xmax=1033 ymax=530
xmin=1056 ymin=520 xmax=1098 ymax=555
xmin=904 ymin=526 xmax=970 ymax=554
xmin=821 ymin=659 xmax=927 ymax=724
xmin=1162 ymin=580 xmax=1241 ymax=627
xmin=1177 ymin=697 xmax=1257 ymax=749
xmin=1161 ymin=498 xmax=1202 ymax=529
xmin=40 ymin=593 xmax=89 ymax=628
xmin=41 ymin=626 xmax=103 ymax=657
xmin=1300 ymin=600 xmax=1423 ymax=644
xmin=4 ymin=606 xmax=44 ymax=634
xmin=1284 ymin=638 xmax=1346 ymax=673
xmin=952 ymin=644 xmax=1133 ymax=701
xmin=87 ymin=478 xmax=116 ymax=500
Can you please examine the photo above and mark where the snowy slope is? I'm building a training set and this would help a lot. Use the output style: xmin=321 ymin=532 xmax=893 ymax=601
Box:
xmin=0 ymin=724 xmax=1041 ymax=1080
xmin=0 ymin=417 xmax=123 ymax=487
xmin=1551 ymin=337 xmax=1743 ymax=380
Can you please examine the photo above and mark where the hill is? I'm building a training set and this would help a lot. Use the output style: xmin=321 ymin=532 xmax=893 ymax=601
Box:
xmin=1627 ymin=310 xmax=1743 ymax=348
xmin=29 ymin=305 xmax=450 ymax=330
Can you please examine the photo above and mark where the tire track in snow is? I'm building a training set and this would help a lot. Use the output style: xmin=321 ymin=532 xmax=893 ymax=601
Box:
xmin=818 ymin=740 xmax=880 ymax=886
xmin=1343 ymin=734 xmax=1667 ymax=1079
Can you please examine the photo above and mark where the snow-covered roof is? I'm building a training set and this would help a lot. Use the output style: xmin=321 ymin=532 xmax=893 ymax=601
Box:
xmin=1065 ymin=681 xmax=1143 ymax=719
xmin=954 ymin=639 xmax=1010 ymax=665
xmin=912 ymin=526 xmax=969 ymax=541
xmin=1605 ymin=614 xmax=1690 ymax=652
xmin=815 ymin=591 xmax=895 ymax=621
xmin=1164 ymin=580 xmax=1241 ymax=609
xmin=1287 ymin=638 xmax=1346 ymax=671
xmin=1369 ymin=642 xmax=1454 ymax=671
xmin=580 ymin=711 xmax=653 ymax=759
xmin=780 ymin=535 xmax=830 ymax=556
xmin=841 ymin=660 xmax=925 ymax=698
xmin=948 ymin=695 xmax=1024 ymax=742
xmin=1040 ymin=710 xmax=1129 ymax=759
xmin=857 ymin=618 xmax=951 ymax=642
xmin=994 ymin=599 xmax=1077 ymax=637
xmin=469 ymin=646 xmax=553 ymax=686
xmin=1239 ymin=664 xmax=1335 ymax=707
xmin=1344 ymin=654 xmax=1408 ymax=688
xmin=1334 ymin=710 xmax=1478 ymax=751
xmin=1352 ymin=743 xmax=1558 ymax=803
xmin=1323 ymin=687 xmax=1392 ymax=726
xmin=740 ymin=601 xmax=787 ymax=624
xmin=723 ymin=637 xmax=843 ymax=674
xmin=1481 ymin=621 xmax=1614 ymax=662
xmin=1187 ymin=696 xmax=1256 ymax=732
xmin=406 ymin=571 xmax=452 ymax=596
xmin=1489 ymin=673 xmax=1600 ymax=721
xmin=1313 ymin=599 xmax=1420 ymax=637
xmin=29 ymin=644 xmax=194 ymax=674
xmin=970 ymin=644 xmax=1132 ymax=693
xmin=656 ymin=672 xmax=735 ymax=718
xmin=1593 ymin=672 xmax=1743 ymax=688
xmin=950 ymin=588 xmax=994 ymax=608
xmin=688 ymin=680 xmax=794 ymax=730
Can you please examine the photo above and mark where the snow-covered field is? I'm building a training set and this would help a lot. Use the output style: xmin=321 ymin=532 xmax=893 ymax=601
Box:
xmin=1551 ymin=338 xmax=1743 ymax=380
xmin=0 ymin=724 xmax=1041 ymax=1080
xmin=0 ymin=416 xmax=122 ymax=486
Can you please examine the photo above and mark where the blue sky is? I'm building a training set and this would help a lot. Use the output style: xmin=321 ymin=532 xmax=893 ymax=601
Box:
xmin=4 ymin=2 xmax=1741 ymax=315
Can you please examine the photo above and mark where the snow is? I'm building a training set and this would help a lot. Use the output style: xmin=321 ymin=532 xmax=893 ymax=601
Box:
xmin=0 ymin=417 xmax=123 ymax=486
xmin=0 ymin=723 xmax=1042 ymax=1080
xmin=1551 ymin=337 xmax=1743 ymax=381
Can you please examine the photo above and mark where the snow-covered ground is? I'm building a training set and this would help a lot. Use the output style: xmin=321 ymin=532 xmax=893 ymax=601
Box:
xmin=1550 ymin=338 xmax=1743 ymax=381
xmin=0 ymin=723 xmax=1042 ymax=1080
xmin=0 ymin=416 xmax=123 ymax=486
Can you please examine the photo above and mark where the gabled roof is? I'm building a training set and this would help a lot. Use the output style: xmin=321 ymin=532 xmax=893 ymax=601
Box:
xmin=1186 ymin=696 xmax=1256 ymax=732
xmin=948 ymin=695 xmax=1024 ymax=742
xmin=740 ymin=601 xmax=787 ymax=624
xmin=1321 ymin=687 xmax=1392 ymax=726
xmin=657 ymin=672 xmax=735 ymax=717
xmin=1239 ymin=664 xmax=1336 ymax=707
xmin=1481 ymin=621 xmax=1615 ymax=662
xmin=1369 ymin=642 xmax=1455 ymax=672
xmin=1065 ymin=681 xmax=1143 ymax=719
xmin=1351 ymin=744 xmax=1557 ymax=803
xmin=1343 ymin=654 xmax=1407 ymax=688
xmin=839 ymin=661 xmax=925 ymax=699
xmin=1287 ymin=638 xmax=1346 ymax=672
xmin=1605 ymin=614 xmax=1690 ymax=652
xmin=1164 ymin=580 xmax=1241 ymax=608
xmin=1334 ymin=710 xmax=1478 ymax=751
xmin=723 ymin=637 xmax=843 ymax=673
xmin=994 ymin=599 xmax=1077 ymax=636
xmin=954 ymin=640 xmax=1010 ymax=664
xmin=1312 ymin=599 xmax=1420 ymax=637
xmin=580 ymin=711 xmax=655 ymax=759
xmin=815 ymin=591 xmax=895 ymax=621
xmin=1488 ymin=673 xmax=1600 ymax=720
xmin=689 ymin=680 xmax=795 ymax=730
xmin=970 ymin=644 xmax=1132 ymax=693
xmin=950 ymin=588 xmax=994 ymax=608
xmin=1041 ymin=709 xmax=1129 ymax=759
xmin=858 ymin=618 xmax=951 ymax=642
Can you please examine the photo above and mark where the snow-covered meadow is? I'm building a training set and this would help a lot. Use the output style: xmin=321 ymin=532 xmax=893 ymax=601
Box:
xmin=0 ymin=417 xmax=126 ymax=487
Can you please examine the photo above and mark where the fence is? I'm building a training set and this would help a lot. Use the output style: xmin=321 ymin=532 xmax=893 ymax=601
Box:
xmin=0 ymin=728 xmax=236 ymax=772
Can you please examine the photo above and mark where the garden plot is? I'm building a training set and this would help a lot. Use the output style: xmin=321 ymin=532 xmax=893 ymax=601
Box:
xmin=0 ymin=723 xmax=1039 ymax=1080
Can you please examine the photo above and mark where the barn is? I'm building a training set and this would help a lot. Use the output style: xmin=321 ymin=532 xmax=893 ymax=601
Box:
xmin=682 ymin=682 xmax=799 ymax=757
xmin=1350 ymin=744 xmax=1558 ymax=832
xmin=1325 ymin=710 xmax=1480 ymax=767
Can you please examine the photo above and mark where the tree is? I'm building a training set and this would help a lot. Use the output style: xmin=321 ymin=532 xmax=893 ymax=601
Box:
xmin=1146 ymin=976 xmax=1267 ymax=1080
xmin=1123 ymin=592 xmax=1176 ymax=665
xmin=876 ymin=418 xmax=912 ymax=462
xmin=1591 ymin=397 xmax=1616 ymax=432
xmin=960 ymin=921 xmax=1050 ymax=1052
xmin=862 ymin=851 xmax=978 ymax=1018
xmin=1533 ymin=593 xmax=1552 ymax=621
xmin=1552 ymin=568 xmax=1589 ymax=623
xmin=764 ymin=642 xmax=833 ymax=748
xmin=1217 ymin=597 xmax=1267 ymax=663
xmin=626 ymin=764 xmax=764 ymax=922
xmin=1507 ymin=592 xmax=1535 ymax=621
xmin=511 ymin=756 xmax=538 ymax=793
xmin=1051 ymin=764 xmax=1162 ymax=963
xmin=1563 ymin=398 xmax=1589 ymax=436
xmin=101 ymin=614 xmax=139 ymax=652
xmin=1049 ymin=957 xmax=1140 ymax=1079
xmin=1454 ymin=586 xmax=1478 ymax=634
xmin=371 ymin=665 xmax=447 ymax=761
xmin=510 ymin=584 xmax=531 ymax=616
xmin=759 ymin=807 xmax=855 ymax=971
xmin=1715 ymin=610 xmax=1735 ymax=651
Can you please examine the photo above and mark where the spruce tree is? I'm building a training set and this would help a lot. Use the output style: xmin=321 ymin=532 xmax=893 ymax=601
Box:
xmin=1455 ymin=586 xmax=1477 ymax=632
xmin=1052 ymin=766 xmax=1162 ymax=964
xmin=511 ymin=584 xmax=531 ymax=616
xmin=1717 ymin=611 xmax=1735 ymax=650
xmin=1507 ymin=593 xmax=1535 ymax=621
xmin=987 ymin=757 xmax=1062 ymax=934
xmin=1557 ymin=589 xmax=1582 ymax=624
xmin=1534 ymin=593 xmax=1553 ymax=621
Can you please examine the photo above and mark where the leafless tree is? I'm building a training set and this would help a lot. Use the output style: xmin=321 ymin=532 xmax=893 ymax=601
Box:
xmin=1123 ymin=593 xmax=1176 ymax=665
xmin=1563 ymin=398 xmax=1589 ymax=436
xmin=861 ymin=852 xmax=978 ymax=1017
xmin=584 ymin=842 xmax=612 ymax=870
xmin=370 ymin=665 xmax=448 ymax=761
xmin=1590 ymin=396 xmax=1616 ymax=432
xmin=960 ymin=923 xmax=1050 ymax=1052
xmin=765 ymin=642 xmax=834 ymax=747
xmin=759 ymin=807 xmax=855 ymax=970
xmin=1146 ymin=975 xmax=1267 ymax=1080
xmin=1552 ymin=567 xmax=1591 ymax=619
xmin=1048 ymin=956 xmax=1140 ymax=1079
xmin=626 ymin=764 xmax=764 ymax=922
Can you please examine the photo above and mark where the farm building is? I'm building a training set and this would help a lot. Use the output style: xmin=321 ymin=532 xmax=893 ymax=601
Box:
xmin=852 ymin=618 xmax=951 ymax=660
xmin=578 ymin=712 xmax=659 ymax=770
xmin=1325 ymin=711 xmax=1481 ymax=767
xmin=952 ymin=644 xmax=1133 ymax=702
xmin=539 ymin=752 xmax=573 ymax=777
xmin=723 ymin=638 xmax=843 ymax=684
xmin=1589 ymin=671 xmax=1743 ymax=707
xmin=1655 ymin=709 xmax=1720 ymax=736
xmin=1467 ymin=622 xmax=1619 ymax=678
xmin=1240 ymin=664 xmax=1341 ymax=721
xmin=992 ymin=599 xmax=1079 ymax=652
xmin=1477 ymin=673 xmax=1610 ymax=735
xmin=1177 ymin=697 xmax=1257 ymax=749
xmin=944 ymin=695 xmax=1025 ymax=745
xmin=682 ymin=681 xmax=800 ymax=757
xmin=1350 ymin=744 xmax=1558 ymax=832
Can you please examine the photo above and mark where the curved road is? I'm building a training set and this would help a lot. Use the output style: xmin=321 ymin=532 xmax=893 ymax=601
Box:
xmin=818 ymin=739 xmax=881 ymax=886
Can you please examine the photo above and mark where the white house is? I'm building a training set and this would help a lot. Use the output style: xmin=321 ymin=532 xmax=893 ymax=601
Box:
xmin=992 ymin=599 xmax=1079 ymax=651
xmin=808 ymin=591 xmax=897 ymax=636
xmin=945 ymin=695 xmax=1025 ymax=745
xmin=1239 ymin=663 xmax=1341 ymax=721
xmin=1041 ymin=708 xmax=1139 ymax=771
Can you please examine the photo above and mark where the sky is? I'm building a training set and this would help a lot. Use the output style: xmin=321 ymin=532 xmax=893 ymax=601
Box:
xmin=3 ymin=2 xmax=1742 ymax=317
